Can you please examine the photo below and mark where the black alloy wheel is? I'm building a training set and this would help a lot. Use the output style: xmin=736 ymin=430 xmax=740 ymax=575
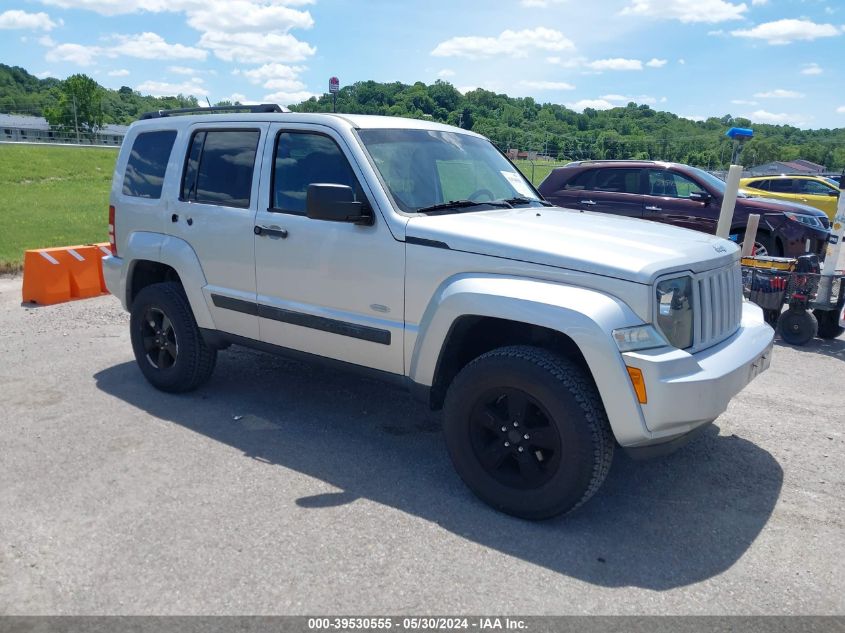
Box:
xmin=140 ymin=307 xmax=179 ymax=370
xmin=469 ymin=387 xmax=562 ymax=490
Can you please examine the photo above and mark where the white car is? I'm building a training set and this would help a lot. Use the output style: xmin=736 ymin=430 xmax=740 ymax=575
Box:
xmin=103 ymin=105 xmax=774 ymax=519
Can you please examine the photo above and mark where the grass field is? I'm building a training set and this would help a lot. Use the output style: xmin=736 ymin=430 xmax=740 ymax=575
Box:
xmin=0 ymin=145 xmax=560 ymax=272
xmin=0 ymin=144 xmax=117 ymax=272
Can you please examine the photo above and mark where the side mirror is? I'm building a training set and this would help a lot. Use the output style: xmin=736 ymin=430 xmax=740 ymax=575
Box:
xmin=689 ymin=191 xmax=712 ymax=204
xmin=306 ymin=184 xmax=370 ymax=224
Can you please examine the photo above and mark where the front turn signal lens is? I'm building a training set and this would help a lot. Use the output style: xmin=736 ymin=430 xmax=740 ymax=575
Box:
xmin=626 ymin=366 xmax=648 ymax=404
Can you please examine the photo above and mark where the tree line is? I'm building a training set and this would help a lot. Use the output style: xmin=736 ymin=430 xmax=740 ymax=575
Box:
xmin=2 ymin=64 xmax=844 ymax=170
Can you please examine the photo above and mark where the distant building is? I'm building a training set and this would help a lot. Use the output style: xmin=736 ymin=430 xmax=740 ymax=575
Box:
xmin=0 ymin=114 xmax=127 ymax=146
xmin=747 ymin=159 xmax=826 ymax=176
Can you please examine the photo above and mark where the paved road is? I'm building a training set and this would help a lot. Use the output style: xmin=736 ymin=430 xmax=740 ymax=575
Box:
xmin=0 ymin=274 xmax=843 ymax=615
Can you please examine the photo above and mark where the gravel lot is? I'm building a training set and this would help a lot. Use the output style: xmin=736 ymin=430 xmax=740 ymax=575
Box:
xmin=0 ymin=270 xmax=843 ymax=615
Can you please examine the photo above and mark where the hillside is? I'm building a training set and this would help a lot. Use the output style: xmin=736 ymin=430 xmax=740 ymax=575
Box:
xmin=2 ymin=64 xmax=844 ymax=169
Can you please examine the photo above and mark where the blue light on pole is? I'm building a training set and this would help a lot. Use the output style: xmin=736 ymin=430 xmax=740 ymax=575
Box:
xmin=726 ymin=127 xmax=753 ymax=164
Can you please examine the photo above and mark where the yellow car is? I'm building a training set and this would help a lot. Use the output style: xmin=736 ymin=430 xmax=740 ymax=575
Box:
xmin=740 ymin=175 xmax=840 ymax=220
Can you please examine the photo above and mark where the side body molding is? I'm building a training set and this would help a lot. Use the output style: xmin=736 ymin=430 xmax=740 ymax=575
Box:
xmin=408 ymin=274 xmax=650 ymax=445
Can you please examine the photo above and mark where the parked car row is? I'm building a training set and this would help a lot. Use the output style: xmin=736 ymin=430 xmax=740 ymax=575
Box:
xmin=537 ymin=160 xmax=832 ymax=259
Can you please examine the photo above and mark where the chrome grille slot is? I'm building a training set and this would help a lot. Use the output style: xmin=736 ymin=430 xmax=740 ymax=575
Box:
xmin=695 ymin=262 xmax=742 ymax=351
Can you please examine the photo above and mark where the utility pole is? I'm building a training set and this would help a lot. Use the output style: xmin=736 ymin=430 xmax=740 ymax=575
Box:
xmin=72 ymin=92 xmax=80 ymax=144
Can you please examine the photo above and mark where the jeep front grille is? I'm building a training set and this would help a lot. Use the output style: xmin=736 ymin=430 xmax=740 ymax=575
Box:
xmin=694 ymin=262 xmax=743 ymax=351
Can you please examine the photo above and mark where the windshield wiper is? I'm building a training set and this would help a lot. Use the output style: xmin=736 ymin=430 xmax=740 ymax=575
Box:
xmin=499 ymin=196 xmax=553 ymax=207
xmin=416 ymin=199 xmax=513 ymax=215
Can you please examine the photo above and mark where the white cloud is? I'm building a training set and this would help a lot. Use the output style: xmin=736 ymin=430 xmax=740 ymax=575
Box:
xmin=754 ymin=89 xmax=805 ymax=98
xmin=168 ymin=65 xmax=200 ymax=75
xmin=586 ymin=58 xmax=643 ymax=71
xmin=731 ymin=19 xmax=841 ymax=45
xmin=750 ymin=0 xmax=767 ymax=4
xmin=678 ymin=58 xmax=686 ymax=64
xmin=801 ymin=63 xmax=822 ymax=75
xmin=681 ymin=115 xmax=706 ymax=121
xmin=264 ymin=89 xmax=317 ymax=106
xmin=731 ymin=99 xmax=758 ymax=105
xmin=199 ymin=31 xmax=315 ymax=62
xmin=136 ymin=78 xmax=208 ymax=97
xmin=46 ymin=32 xmax=206 ymax=66
xmin=431 ymin=27 xmax=575 ymax=59
xmin=744 ymin=109 xmax=808 ymax=126
xmin=837 ymin=106 xmax=845 ymax=114
xmin=600 ymin=93 xmax=658 ymax=104
xmin=38 ymin=35 xmax=56 ymax=47
xmin=645 ymin=57 xmax=667 ymax=67
xmin=0 ymin=9 xmax=57 ymax=30
xmin=437 ymin=69 xmax=456 ymax=78
xmin=112 ymin=32 xmax=207 ymax=59
xmin=520 ymin=0 xmax=567 ymax=5
xmin=46 ymin=43 xmax=99 ymax=65
xmin=620 ymin=0 xmax=747 ymax=23
xmin=566 ymin=99 xmax=616 ymax=111
xmin=520 ymin=80 xmax=576 ymax=90
xmin=263 ymin=78 xmax=307 ymax=92
xmin=186 ymin=0 xmax=313 ymax=34
xmin=107 ymin=69 xmax=130 ymax=76
xmin=35 ymin=70 xmax=53 ymax=79
xmin=239 ymin=62 xmax=304 ymax=84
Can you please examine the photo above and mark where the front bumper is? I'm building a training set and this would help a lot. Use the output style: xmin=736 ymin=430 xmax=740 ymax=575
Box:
xmin=621 ymin=301 xmax=774 ymax=447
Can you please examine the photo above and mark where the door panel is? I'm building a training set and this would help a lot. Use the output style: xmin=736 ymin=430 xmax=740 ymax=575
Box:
xmin=580 ymin=191 xmax=644 ymax=217
xmin=253 ymin=124 xmax=405 ymax=375
xmin=644 ymin=169 xmax=716 ymax=234
xmin=170 ymin=124 xmax=268 ymax=339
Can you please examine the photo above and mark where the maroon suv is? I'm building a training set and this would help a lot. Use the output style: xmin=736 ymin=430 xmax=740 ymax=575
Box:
xmin=538 ymin=160 xmax=830 ymax=258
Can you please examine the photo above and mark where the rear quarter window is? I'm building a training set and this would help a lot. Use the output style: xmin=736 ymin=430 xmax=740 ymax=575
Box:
xmin=122 ymin=130 xmax=177 ymax=199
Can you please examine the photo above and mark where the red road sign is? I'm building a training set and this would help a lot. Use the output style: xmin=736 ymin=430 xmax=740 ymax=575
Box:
xmin=329 ymin=77 xmax=339 ymax=94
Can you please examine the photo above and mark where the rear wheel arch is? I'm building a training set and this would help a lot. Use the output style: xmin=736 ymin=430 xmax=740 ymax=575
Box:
xmin=128 ymin=259 xmax=183 ymax=306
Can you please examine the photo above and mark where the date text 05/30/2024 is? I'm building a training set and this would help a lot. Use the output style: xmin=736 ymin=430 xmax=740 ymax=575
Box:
xmin=307 ymin=617 xmax=527 ymax=631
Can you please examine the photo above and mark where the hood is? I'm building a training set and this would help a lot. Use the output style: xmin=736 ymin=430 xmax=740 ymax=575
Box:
xmin=738 ymin=193 xmax=828 ymax=218
xmin=406 ymin=206 xmax=738 ymax=284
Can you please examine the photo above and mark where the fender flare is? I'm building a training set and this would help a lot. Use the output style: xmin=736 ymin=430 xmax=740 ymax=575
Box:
xmin=123 ymin=231 xmax=215 ymax=330
xmin=408 ymin=274 xmax=650 ymax=445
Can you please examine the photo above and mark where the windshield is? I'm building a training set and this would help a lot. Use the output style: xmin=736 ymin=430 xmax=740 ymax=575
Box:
xmin=687 ymin=166 xmax=753 ymax=199
xmin=357 ymin=128 xmax=541 ymax=213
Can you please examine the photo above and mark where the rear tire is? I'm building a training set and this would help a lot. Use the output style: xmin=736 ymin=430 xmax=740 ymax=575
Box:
xmin=443 ymin=345 xmax=614 ymax=520
xmin=130 ymin=282 xmax=217 ymax=392
xmin=814 ymin=309 xmax=845 ymax=340
xmin=777 ymin=308 xmax=818 ymax=346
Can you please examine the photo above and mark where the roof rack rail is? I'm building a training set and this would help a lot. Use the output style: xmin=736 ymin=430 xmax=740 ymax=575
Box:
xmin=140 ymin=103 xmax=288 ymax=120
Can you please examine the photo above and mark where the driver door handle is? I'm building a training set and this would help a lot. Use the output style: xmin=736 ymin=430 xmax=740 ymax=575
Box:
xmin=645 ymin=205 xmax=662 ymax=211
xmin=254 ymin=226 xmax=288 ymax=238
xmin=581 ymin=199 xmax=596 ymax=206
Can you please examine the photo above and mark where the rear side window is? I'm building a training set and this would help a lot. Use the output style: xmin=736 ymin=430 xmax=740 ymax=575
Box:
xmin=768 ymin=179 xmax=793 ymax=193
xmin=181 ymin=129 xmax=260 ymax=208
xmin=122 ymin=130 xmax=177 ymax=199
xmin=748 ymin=179 xmax=769 ymax=190
xmin=592 ymin=168 xmax=642 ymax=194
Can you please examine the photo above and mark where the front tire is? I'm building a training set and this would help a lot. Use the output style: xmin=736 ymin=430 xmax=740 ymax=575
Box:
xmin=777 ymin=308 xmax=818 ymax=346
xmin=443 ymin=345 xmax=614 ymax=520
xmin=129 ymin=282 xmax=217 ymax=392
xmin=738 ymin=230 xmax=778 ymax=257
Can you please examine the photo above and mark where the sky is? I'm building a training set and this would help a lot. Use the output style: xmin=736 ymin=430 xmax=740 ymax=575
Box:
xmin=1 ymin=0 xmax=844 ymax=128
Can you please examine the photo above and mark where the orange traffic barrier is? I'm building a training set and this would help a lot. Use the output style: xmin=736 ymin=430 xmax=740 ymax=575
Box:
xmin=22 ymin=243 xmax=111 ymax=305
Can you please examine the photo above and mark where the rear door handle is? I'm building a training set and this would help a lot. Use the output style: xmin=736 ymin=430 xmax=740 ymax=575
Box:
xmin=645 ymin=206 xmax=662 ymax=211
xmin=254 ymin=225 xmax=288 ymax=238
xmin=581 ymin=199 xmax=596 ymax=206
